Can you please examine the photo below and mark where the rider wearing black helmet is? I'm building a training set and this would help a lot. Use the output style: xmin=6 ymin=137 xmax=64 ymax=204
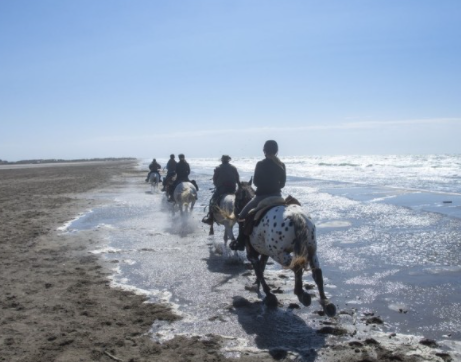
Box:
xmin=230 ymin=140 xmax=286 ymax=251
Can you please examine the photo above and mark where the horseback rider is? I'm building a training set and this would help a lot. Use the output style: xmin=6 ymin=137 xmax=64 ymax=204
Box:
xmin=202 ymin=155 xmax=241 ymax=225
xmin=161 ymin=154 xmax=177 ymax=192
xmin=145 ymin=158 xmax=162 ymax=182
xmin=168 ymin=154 xmax=190 ymax=201
xmin=230 ymin=140 xmax=286 ymax=251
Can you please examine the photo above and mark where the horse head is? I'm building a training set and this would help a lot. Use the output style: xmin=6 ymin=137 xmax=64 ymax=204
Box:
xmin=235 ymin=179 xmax=255 ymax=213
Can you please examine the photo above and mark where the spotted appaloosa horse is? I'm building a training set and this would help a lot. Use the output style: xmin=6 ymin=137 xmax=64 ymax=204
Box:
xmin=235 ymin=181 xmax=336 ymax=316
xmin=207 ymin=194 xmax=237 ymax=249
xmin=172 ymin=182 xmax=197 ymax=215
xmin=148 ymin=172 xmax=160 ymax=192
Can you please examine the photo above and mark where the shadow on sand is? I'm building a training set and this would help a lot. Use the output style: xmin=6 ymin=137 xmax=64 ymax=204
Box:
xmin=204 ymin=248 xmax=326 ymax=361
xmin=203 ymin=247 xmax=245 ymax=288
xmin=231 ymin=296 xmax=325 ymax=361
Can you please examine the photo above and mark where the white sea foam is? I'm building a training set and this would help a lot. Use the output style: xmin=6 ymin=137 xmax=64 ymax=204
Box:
xmin=56 ymin=209 xmax=93 ymax=232
xmin=90 ymin=246 xmax=122 ymax=254
xmin=317 ymin=220 xmax=352 ymax=228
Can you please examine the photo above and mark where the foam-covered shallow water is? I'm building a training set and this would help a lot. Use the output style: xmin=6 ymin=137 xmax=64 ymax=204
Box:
xmin=61 ymin=155 xmax=461 ymax=358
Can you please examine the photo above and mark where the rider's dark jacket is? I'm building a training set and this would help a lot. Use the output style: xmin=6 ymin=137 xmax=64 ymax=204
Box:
xmin=253 ymin=158 xmax=286 ymax=196
xmin=165 ymin=159 xmax=177 ymax=175
xmin=176 ymin=160 xmax=190 ymax=181
xmin=149 ymin=161 xmax=161 ymax=172
xmin=213 ymin=162 xmax=240 ymax=194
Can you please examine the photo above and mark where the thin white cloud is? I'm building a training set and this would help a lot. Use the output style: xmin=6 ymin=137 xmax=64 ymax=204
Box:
xmin=87 ymin=117 xmax=461 ymax=143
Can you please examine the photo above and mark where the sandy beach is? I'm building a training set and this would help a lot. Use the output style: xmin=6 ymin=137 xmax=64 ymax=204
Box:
xmin=0 ymin=161 xmax=456 ymax=362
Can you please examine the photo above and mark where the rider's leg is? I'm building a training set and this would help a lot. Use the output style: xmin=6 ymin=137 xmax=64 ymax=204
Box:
xmin=230 ymin=220 xmax=247 ymax=251
xmin=230 ymin=195 xmax=261 ymax=251
xmin=146 ymin=171 xmax=152 ymax=182
xmin=202 ymin=204 xmax=214 ymax=225
xmin=161 ymin=173 xmax=171 ymax=191
xmin=202 ymin=190 xmax=219 ymax=225
xmin=191 ymin=180 xmax=199 ymax=191
xmin=168 ymin=180 xmax=177 ymax=201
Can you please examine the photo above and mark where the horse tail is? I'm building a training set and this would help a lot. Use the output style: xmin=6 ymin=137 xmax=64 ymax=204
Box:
xmin=180 ymin=189 xmax=191 ymax=207
xmin=216 ymin=207 xmax=236 ymax=221
xmin=288 ymin=212 xmax=313 ymax=271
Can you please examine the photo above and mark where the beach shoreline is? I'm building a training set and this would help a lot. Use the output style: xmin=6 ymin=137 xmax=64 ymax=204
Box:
xmin=0 ymin=160 xmax=455 ymax=362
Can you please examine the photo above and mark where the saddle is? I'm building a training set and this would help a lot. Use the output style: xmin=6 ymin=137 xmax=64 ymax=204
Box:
xmin=243 ymin=195 xmax=302 ymax=236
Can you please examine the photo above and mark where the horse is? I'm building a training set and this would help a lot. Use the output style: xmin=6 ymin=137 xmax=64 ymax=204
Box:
xmin=148 ymin=172 xmax=160 ymax=192
xmin=172 ymin=181 xmax=197 ymax=215
xmin=235 ymin=180 xmax=336 ymax=317
xmin=207 ymin=194 xmax=238 ymax=249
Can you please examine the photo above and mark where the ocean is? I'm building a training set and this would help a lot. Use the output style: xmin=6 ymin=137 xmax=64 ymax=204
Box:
xmin=62 ymin=154 xmax=461 ymax=357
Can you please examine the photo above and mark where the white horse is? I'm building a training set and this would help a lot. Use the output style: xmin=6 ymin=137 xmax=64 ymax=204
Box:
xmin=235 ymin=181 xmax=336 ymax=317
xmin=148 ymin=172 xmax=160 ymax=193
xmin=172 ymin=182 xmax=197 ymax=215
xmin=207 ymin=194 xmax=238 ymax=249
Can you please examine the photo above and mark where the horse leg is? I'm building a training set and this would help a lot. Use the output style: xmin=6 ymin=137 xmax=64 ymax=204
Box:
xmin=293 ymin=266 xmax=311 ymax=307
xmin=309 ymin=256 xmax=336 ymax=317
xmin=209 ymin=223 xmax=214 ymax=236
xmin=223 ymin=225 xmax=228 ymax=244
xmin=260 ymin=254 xmax=269 ymax=274
xmin=248 ymin=250 xmax=277 ymax=307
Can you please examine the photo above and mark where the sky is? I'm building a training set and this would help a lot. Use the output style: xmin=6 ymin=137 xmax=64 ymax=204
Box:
xmin=1 ymin=0 xmax=460 ymax=161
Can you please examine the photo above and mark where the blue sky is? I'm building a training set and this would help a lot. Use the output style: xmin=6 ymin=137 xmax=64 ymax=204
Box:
xmin=1 ymin=1 xmax=460 ymax=161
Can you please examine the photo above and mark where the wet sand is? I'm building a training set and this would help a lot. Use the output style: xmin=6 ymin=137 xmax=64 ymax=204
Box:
xmin=0 ymin=161 xmax=455 ymax=362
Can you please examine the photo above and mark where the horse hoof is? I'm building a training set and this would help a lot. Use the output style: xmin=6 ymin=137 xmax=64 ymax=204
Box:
xmin=264 ymin=294 xmax=278 ymax=308
xmin=299 ymin=292 xmax=311 ymax=307
xmin=324 ymin=303 xmax=337 ymax=317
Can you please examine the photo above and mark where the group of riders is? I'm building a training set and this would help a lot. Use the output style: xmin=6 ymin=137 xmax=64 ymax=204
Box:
xmin=145 ymin=140 xmax=286 ymax=252
xmin=146 ymin=153 xmax=199 ymax=198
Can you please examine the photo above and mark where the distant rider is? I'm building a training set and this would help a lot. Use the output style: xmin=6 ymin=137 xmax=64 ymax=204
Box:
xmin=162 ymin=154 xmax=177 ymax=192
xmin=145 ymin=158 xmax=162 ymax=182
xmin=230 ymin=140 xmax=286 ymax=251
xmin=168 ymin=154 xmax=199 ymax=201
xmin=202 ymin=155 xmax=240 ymax=225
xmin=168 ymin=154 xmax=190 ymax=201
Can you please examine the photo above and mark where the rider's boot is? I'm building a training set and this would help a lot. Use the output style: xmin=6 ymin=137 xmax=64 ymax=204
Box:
xmin=229 ymin=221 xmax=247 ymax=251
xmin=201 ymin=212 xmax=213 ymax=225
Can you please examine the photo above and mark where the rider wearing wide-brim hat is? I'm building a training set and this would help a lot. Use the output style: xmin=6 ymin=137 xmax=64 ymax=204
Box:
xmin=230 ymin=140 xmax=286 ymax=251
xmin=202 ymin=155 xmax=240 ymax=225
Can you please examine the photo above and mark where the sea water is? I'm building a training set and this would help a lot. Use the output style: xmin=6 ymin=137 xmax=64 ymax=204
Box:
xmin=63 ymin=154 xmax=461 ymax=354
